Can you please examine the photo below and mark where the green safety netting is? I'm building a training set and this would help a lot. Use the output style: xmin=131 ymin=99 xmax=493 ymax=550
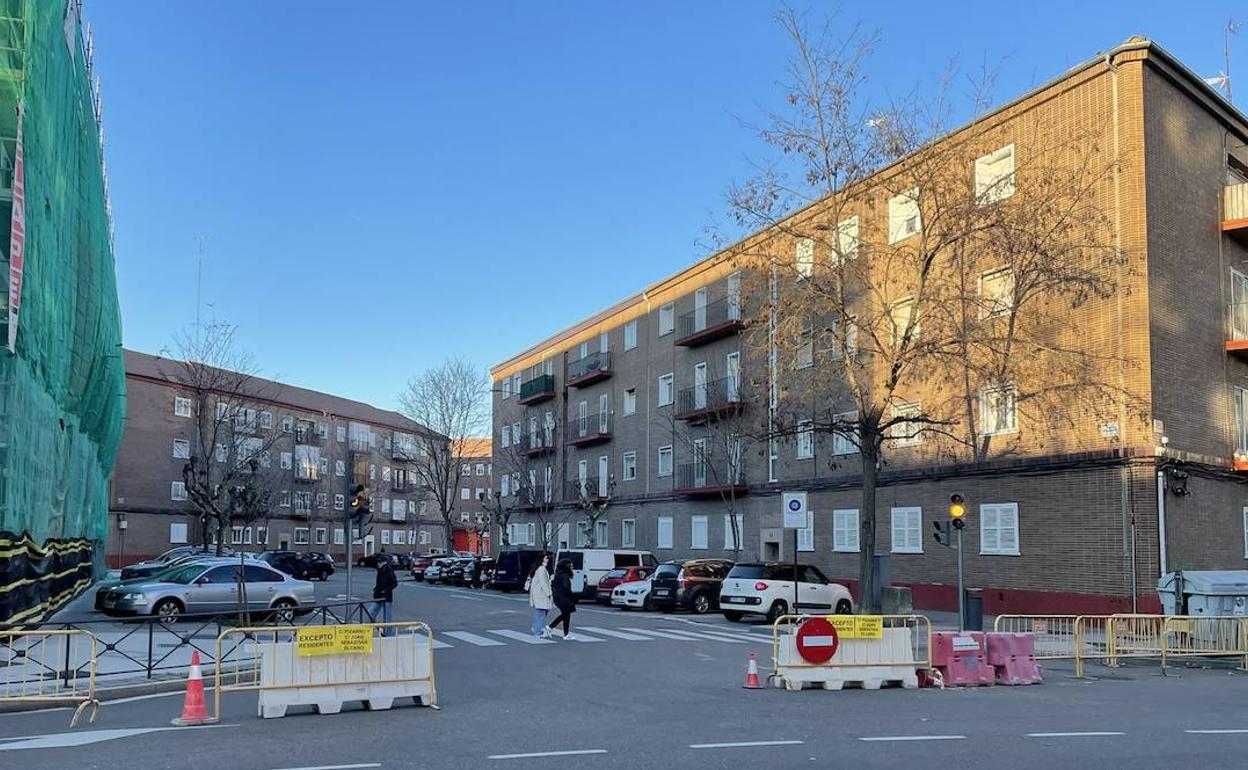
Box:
xmin=0 ymin=0 xmax=125 ymax=623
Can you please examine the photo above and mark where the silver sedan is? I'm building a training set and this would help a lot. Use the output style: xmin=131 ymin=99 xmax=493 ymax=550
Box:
xmin=97 ymin=558 xmax=316 ymax=622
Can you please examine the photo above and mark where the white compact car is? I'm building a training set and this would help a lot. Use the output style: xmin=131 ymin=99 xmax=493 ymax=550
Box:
xmin=718 ymin=563 xmax=853 ymax=623
xmin=611 ymin=578 xmax=653 ymax=611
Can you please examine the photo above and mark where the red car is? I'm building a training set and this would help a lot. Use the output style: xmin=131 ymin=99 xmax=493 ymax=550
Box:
xmin=595 ymin=566 xmax=654 ymax=604
xmin=410 ymin=555 xmax=441 ymax=582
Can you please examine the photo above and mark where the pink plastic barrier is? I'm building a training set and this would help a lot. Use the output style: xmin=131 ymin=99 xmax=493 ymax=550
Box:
xmin=985 ymin=632 xmax=1043 ymax=685
xmin=930 ymin=632 xmax=995 ymax=687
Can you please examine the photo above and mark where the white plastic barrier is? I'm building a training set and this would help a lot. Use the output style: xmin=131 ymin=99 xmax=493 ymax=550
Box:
xmin=772 ymin=618 xmax=923 ymax=691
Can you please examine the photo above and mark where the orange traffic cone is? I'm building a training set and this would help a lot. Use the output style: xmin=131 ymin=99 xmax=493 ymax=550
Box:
xmin=171 ymin=650 xmax=217 ymax=726
xmin=743 ymin=652 xmax=763 ymax=689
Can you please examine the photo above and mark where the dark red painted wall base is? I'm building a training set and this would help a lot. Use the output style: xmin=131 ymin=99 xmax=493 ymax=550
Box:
xmin=841 ymin=580 xmax=1162 ymax=616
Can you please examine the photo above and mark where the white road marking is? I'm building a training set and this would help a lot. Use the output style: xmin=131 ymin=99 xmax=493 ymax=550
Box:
xmin=558 ymin=632 xmax=604 ymax=642
xmin=576 ymin=626 xmax=652 ymax=641
xmin=655 ymin=628 xmax=749 ymax=644
xmin=1185 ymin=729 xmax=1248 ymax=734
xmin=620 ymin=627 xmax=697 ymax=640
xmin=270 ymin=765 xmax=382 ymax=770
xmin=690 ymin=740 xmax=804 ymax=749
xmin=444 ymin=631 xmax=506 ymax=647
xmin=447 ymin=594 xmax=484 ymax=601
xmin=858 ymin=735 xmax=967 ymax=742
xmin=432 ymin=639 xmax=453 ymax=649
xmin=0 ymin=724 xmax=235 ymax=751
xmin=489 ymin=749 xmax=607 ymax=760
xmin=488 ymin=629 xmax=555 ymax=645
xmin=1026 ymin=732 xmax=1125 ymax=738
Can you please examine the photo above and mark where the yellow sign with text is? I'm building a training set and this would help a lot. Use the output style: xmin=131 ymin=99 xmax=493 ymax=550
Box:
xmin=823 ymin=614 xmax=884 ymax=640
xmin=296 ymin=625 xmax=375 ymax=657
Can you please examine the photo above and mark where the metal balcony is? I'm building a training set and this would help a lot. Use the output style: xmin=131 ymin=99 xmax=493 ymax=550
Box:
xmin=675 ymin=296 xmax=744 ymax=347
xmin=514 ymin=484 xmax=555 ymax=511
xmin=567 ymin=351 xmax=612 ymax=388
xmin=567 ymin=411 xmax=612 ymax=447
xmin=675 ymin=376 xmax=747 ymax=424
xmin=518 ymin=373 xmax=557 ymax=405
xmin=1224 ymin=182 xmax=1248 ymax=246
xmin=567 ymin=476 xmax=609 ymax=504
xmin=1228 ymin=302 xmax=1248 ymax=360
xmin=521 ymin=430 xmax=557 ymax=458
xmin=674 ymin=460 xmax=747 ymax=497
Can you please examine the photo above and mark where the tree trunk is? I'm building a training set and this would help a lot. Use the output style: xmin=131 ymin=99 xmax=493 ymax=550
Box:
xmin=858 ymin=434 xmax=880 ymax=613
xmin=443 ymin=518 xmax=454 ymax=554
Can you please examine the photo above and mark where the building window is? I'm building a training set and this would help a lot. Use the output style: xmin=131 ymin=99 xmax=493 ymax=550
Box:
xmin=231 ymin=526 xmax=244 ymax=545
xmin=690 ymin=515 xmax=708 ymax=549
xmin=334 ymin=494 xmax=345 ymax=510
xmin=501 ymin=473 xmax=511 ymax=497
xmin=833 ymin=509 xmax=859 ymax=552
xmin=420 ymin=531 xmax=431 ymax=545
xmin=575 ymin=521 xmax=589 ymax=547
xmin=172 ymin=439 xmax=190 ymax=459
xmin=314 ymin=527 xmax=327 ymax=546
xmin=502 ymin=377 xmax=511 ymax=398
xmin=319 ymin=457 xmax=329 ymax=475
xmin=394 ymin=530 xmax=407 ymax=546
xmin=282 ymin=416 xmax=293 ymax=433
xmin=334 ymin=528 xmax=345 ymax=545
xmin=475 ymin=463 xmax=485 ymax=476
xmin=888 ymin=188 xmax=921 ymax=243
xmin=256 ymin=527 xmax=268 ymax=545
xmin=795 ymin=237 xmax=814 ymax=279
xmin=657 ymin=445 xmax=673 ymax=477
xmin=381 ymin=529 xmax=391 ymax=546
xmin=624 ymin=388 xmax=636 ymax=416
xmin=798 ymin=512 xmax=814 ymax=552
xmin=836 ymin=216 xmax=859 ymax=261
xmin=658 ymin=373 xmax=674 ymax=406
xmin=888 ymin=401 xmax=923 ymax=447
xmin=259 ymin=451 xmax=271 ymax=469
xmin=622 ymin=519 xmax=636 ymax=548
xmin=174 ymin=396 xmax=192 ymax=418
xmin=461 ymin=487 xmax=470 ymax=500
xmin=171 ymin=481 xmax=187 ymax=501
xmin=280 ymin=452 xmax=293 ymax=470
xmin=795 ymin=420 xmax=815 ymax=460
xmin=501 ymin=425 xmax=511 ymax=448
xmin=624 ymin=320 xmax=638 ymax=350
xmin=622 ymin=451 xmax=637 ymax=481
xmin=370 ymin=464 xmax=376 ymax=481
xmin=280 ymin=490 xmax=291 ymax=508
xmin=169 ymin=522 xmax=188 ymax=544
xmin=393 ymin=499 xmax=407 ymax=521
xmin=216 ymin=402 xmax=229 ymax=421
xmin=829 ymin=316 xmax=857 ymax=361
xmin=979 ymin=267 xmax=1015 ymax=318
xmin=981 ymin=385 xmax=1018 ymax=436
xmin=512 ymin=373 xmax=521 ymax=395
xmin=890 ymin=507 xmax=923 ymax=554
xmin=294 ymin=528 xmax=310 ymax=546
xmin=796 ymin=321 xmax=814 ymax=369
xmin=335 ymin=459 xmax=346 ymax=477
xmin=336 ymin=425 xmax=347 ymax=443
xmin=724 ymin=513 xmax=745 ymax=551
xmin=316 ymin=492 xmax=328 ymax=509
xmin=259 ymin=411 xmax=273 ymax=430
xmin=659 ymin=303 xmax=675 ymax=336
xmin=980 ymin=503 xmax=1020 ymax=555
xmin=831 ymin=412 xmax=857 ymax=455
xmin=657 ymin=516 xmax=673 ymax=549
xmin=595 ymin=520 xmax=608 ymax=548
xmin=889 ymin=298 xmax=920 ymax=345
xmin=975 ymin=144 xmax=1016 ymax=204
xmin=1235 ymin=387 xmax=1248 ymax=455
xmin=381 ymin=498 xmax=392 ymax=515
xmin=214 ymin=443 xmax=228 ymax=463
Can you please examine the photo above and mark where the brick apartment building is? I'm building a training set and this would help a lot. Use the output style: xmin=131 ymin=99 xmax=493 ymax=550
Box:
xmin=490 ymin=38 xmax=1248 ymax=615
xmin=451 ymin=437 xmax=493 ymax=554
xmin=107 ymin=350 xmax=448 ymax=566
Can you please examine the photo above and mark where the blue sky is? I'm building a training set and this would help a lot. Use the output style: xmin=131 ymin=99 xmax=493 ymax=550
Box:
xmin=90 ymin=1 xmax=1240 ymax=409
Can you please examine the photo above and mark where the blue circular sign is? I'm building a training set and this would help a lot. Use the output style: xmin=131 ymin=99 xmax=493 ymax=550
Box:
xmin=788 ymin=499 xmax=802 ymax=511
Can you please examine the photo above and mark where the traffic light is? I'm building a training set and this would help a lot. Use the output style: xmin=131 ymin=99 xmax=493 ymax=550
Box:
xmin=350 ymin=484 xmax=372 ymax=525
xmin=949 ymin=493 xmax=966 ymax=530
xmin=932 ymin=520 xmax=951 ymax=547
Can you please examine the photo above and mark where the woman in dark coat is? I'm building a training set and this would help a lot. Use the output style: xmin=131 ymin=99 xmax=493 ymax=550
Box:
xmin=546 ymin=559 xmax=578 ymax=640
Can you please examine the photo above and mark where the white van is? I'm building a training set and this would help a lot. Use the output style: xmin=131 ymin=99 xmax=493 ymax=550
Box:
xmin=554 ymin=549 xmax=659 ymax=599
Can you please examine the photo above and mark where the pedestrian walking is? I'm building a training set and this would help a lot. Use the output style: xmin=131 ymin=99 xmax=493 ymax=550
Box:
xmin=547 ymin=559 xmax=578 ymax=640
xmin=372 ymin=556 xmax=398 ymax=636
xmin=527 ymin=553 xmax=553 ymax=638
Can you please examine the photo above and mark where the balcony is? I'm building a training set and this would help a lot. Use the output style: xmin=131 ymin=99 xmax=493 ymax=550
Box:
xmin=674 ymin=459 xmax=747 ymax=497
xmin=1224 ymin=182 xmax=1248 ymax=246
xmin=515 ymin=484 xmax=554 ymax=511
xmin=567 ymin=351 xmax=612 ymax=388
xmin=1229 ymin=303 xmax=1248 ymax=360
xmin=567 ymin=476 xmax=609 ymax=504
xmin=676 ymin=376 xmax=747 ymax=424
xmin=567 ymin=411 xmax=612 ymax=447
xmin=675 ymin=296 xmax=744 ymax=347
xmin=519 ymin=373 xmax=557 ymax=405
xmin=521 ymin=430 xmax=557 ymax=458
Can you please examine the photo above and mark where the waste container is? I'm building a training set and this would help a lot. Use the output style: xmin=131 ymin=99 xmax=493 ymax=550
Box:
xmin=1158 ymin=571 xmax=1248 ymax=616
xmin=963 ymin=588 xmax=984 ymax=631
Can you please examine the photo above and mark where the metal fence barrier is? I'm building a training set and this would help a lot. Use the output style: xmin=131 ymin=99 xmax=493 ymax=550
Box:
xmin=213 ymin=621 xmax=437 ymax=720
xmin=0 ymin=629 xmax=99 ymax=726
xmin=770 ymin=614 xmax=932 ymax=671
xmin=1161 ymin=616 xmax=1248 ymax=670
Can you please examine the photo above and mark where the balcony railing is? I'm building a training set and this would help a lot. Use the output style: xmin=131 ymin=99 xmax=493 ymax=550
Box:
xmin=676 ymin=376 xmax=746 ymax=423
xmin=1224 ymin=182 xmax=1248 ymax=245
xmin=1228 ymin=301 xmax=1248 ymax=360
xmin=567 ymin=476 xmax=609 ymax=503
xmin=519 ymin=373 xmax=557 ymax=405
xmin=676 ymin=296 xmax=744 ymax=347
xmin=522 ymin=430 xmax=557 ymax=457
xmin=567 ymin=410 xmax=612 ymax=447
xmin=514 ymin=484 xmax=554 ymax=510
xmin=567 ymin=351 xmax=612 ymax=387
xmin=295 ymin=428 xmax=324 ymax=446
xmin=674 ymin=459 xmax=747 ymax=497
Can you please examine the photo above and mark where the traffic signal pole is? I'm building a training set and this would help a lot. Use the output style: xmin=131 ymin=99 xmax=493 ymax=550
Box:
xmin=956 ymin=526 xmax=965 ymax=632
xmin=345 ymin=507 xmax=353 ymax=608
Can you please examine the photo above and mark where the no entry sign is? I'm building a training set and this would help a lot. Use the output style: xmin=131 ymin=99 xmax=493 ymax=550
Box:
xmin=795 ymin=617 xmax=839 ymax=664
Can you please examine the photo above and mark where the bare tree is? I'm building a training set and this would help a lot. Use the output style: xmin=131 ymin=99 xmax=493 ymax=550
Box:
xmin=163 ymin=322 xmax=284 ymax=557
xmin=479 ymin=489 xmax=516 ymax=551
xmin=492 ymin=410 xmax=574 ymax=552
xmin=726 ymin=8 xmax=1134 ymax=610
xmin=400 ymin=358 xmax=490 ymax=552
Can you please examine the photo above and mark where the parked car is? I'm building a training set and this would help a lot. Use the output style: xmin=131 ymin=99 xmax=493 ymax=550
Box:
xmin=119 ymin=546 xmax=233 ymax=580
xmin=718 ymin=563 xmax=853 ymax=623
xmin=409 ymin=554 xmax=441 ymax=581
xmin=423 ymin=557 xmax=457 ymax=584
xmin=96 ymin=559 xmax=316 ymax=622
xmin=355 ymin=552 xmax=398 ymax=569
xmin=649 ymin=559 xmax=735 ymax=615
xmin=611 ymin=577 xmax=654 ymax=610
xmin=259 ymin=550 xmax=333 ymax=581
xmin=595 ymin=566 xmax=654 ymax=604
xmin=302 ymin=551 xmax=337 ymax=578
xmin=554 ymin=549 xmax=659 ymax=599
xmin=490 ymin=549 xmax=550 ymax=592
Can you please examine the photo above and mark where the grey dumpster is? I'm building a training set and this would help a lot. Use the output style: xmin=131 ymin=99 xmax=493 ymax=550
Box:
xmin=1157 ymin=571 xmax=1248 ymax=616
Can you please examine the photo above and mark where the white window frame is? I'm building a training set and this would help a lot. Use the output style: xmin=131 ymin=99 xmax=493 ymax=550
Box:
xmin=890 ymin=506 xmax=923 ymax=554
xmin=279 ymin=489 xmax=291 ymax=508
xmin=256 ymin=527 xmax=268 ymax=545
xmin=797 ymin=321 xmax=814 ymax=369
xmin=980 ymin=502 xmax=1021 ymax=556
xmin=1244 ymin=507 xmax=1248 ymax=559
xmin=888 ymin=401 xmax=923 ymax=447
xmin=836 ymin=216 xmax=859 ymax=262
xmin=833 ymin=509 xmax=860 ymax=552
xmin=381 ymin=529 xmax=391 ymax=546
xmin=259 ymin=411 xmax=273 ymax=430
xmin=622 ymin=451 xmax=637 ymax=481
xmin=975 ymin=143 xmax=1016 ymax=205
xmin=1235 ymin=386 xmax=1248 ymax=455
xmin=797 ymin=512 xmax=814 ymax=552
xmin=281 ymin=415 xmax=293 ymax=433
xmin=981 ymin=384 xmax=1019 ymax=436
xmin=501 ymin=424 xmax=511 ymax=448
xmin=461 ymin=487 xmax=470 ymax=501
xmin=659 ymin=303 xmax=675 ymax=336
xmin=658 ymin=373 xmax=674 ymax=407
xmin=889 ymin=298 xmax=920 ymax=345
xmin=174 ymin=396 xmax=192 ymax=418
xmin=315 ymin=527 xmax=327 ymax=546
xmin=887 ymin=188 xmax=921 ymax=243
xmin=230 ymin=526 xmax=244 ymax=545
xmin=622 ymin=519 xmax=636 ymax=548
xmin=724 ymin=513 xmax=745 ymax=551
xmin=171 ymin=481 xmax=187 ymax=501
xmin=280 ymin=452 xmax=293 ymax=470
xmin=831 ymin=411 xmax=857 ymax=455
xmin=595 ymin=519 xmax=608 ymax=548
xmin=334 ymin=494 xmax=345 ymax=510
xmin=294 ymin=527 xmax=310 ymax=546
xmin=624 ymin=319 xmax=638 ymax=350
xmin=172 ymin=439 xmax=190 ymax=459
xmin=690 ymin=515 xmax=708 ymax=550
xmin=623 ymin=388 xmax=637 ymax=416
xmin=796 ymin=420 xmax=815 ymax=460
xmin=169 ymin=522 xmax=188 ymax=544
xmin=657 ymin=445 xmax=673 ymax=477
xmin=979 ymin=267 xmax=1015 ymax=319
xmin=336 ymin=425 xmax=347 ymax=443
xmin=657 ymin=516 xmax=674 ymax=549
xmin=795 ymin=237 xmax=814 ymax=279
xmin=335 ymin=459 xmax=346 ymax=477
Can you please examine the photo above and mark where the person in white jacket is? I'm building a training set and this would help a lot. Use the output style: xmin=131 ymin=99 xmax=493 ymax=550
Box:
xmin=527 ymin=554 xmax=554 ymax=638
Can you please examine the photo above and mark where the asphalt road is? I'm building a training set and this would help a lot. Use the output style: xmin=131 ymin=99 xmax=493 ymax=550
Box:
xmin=8 ymin=571 xmax=1248 ymax=769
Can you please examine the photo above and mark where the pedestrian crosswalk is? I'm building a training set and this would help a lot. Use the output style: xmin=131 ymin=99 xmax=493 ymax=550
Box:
xmin=423 ymin=624 xmax=769 ymax=651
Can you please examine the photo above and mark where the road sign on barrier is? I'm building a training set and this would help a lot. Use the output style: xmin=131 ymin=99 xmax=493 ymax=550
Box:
xmin=796 ymin=617 xmax=839 ymax=664
xmin=296 ymin=625 xmax=374 ymax=657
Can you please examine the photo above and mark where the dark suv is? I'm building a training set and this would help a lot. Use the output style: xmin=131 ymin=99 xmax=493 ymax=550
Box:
xmin=649 ymin=559 xmax=734 ymax=615
xmin=491 ymin=549 xmax=550 ymax=592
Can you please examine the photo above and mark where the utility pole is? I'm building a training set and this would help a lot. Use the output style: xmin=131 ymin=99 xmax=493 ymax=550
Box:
xmin=1227 ymin=19 xmax=1240 ymax=103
